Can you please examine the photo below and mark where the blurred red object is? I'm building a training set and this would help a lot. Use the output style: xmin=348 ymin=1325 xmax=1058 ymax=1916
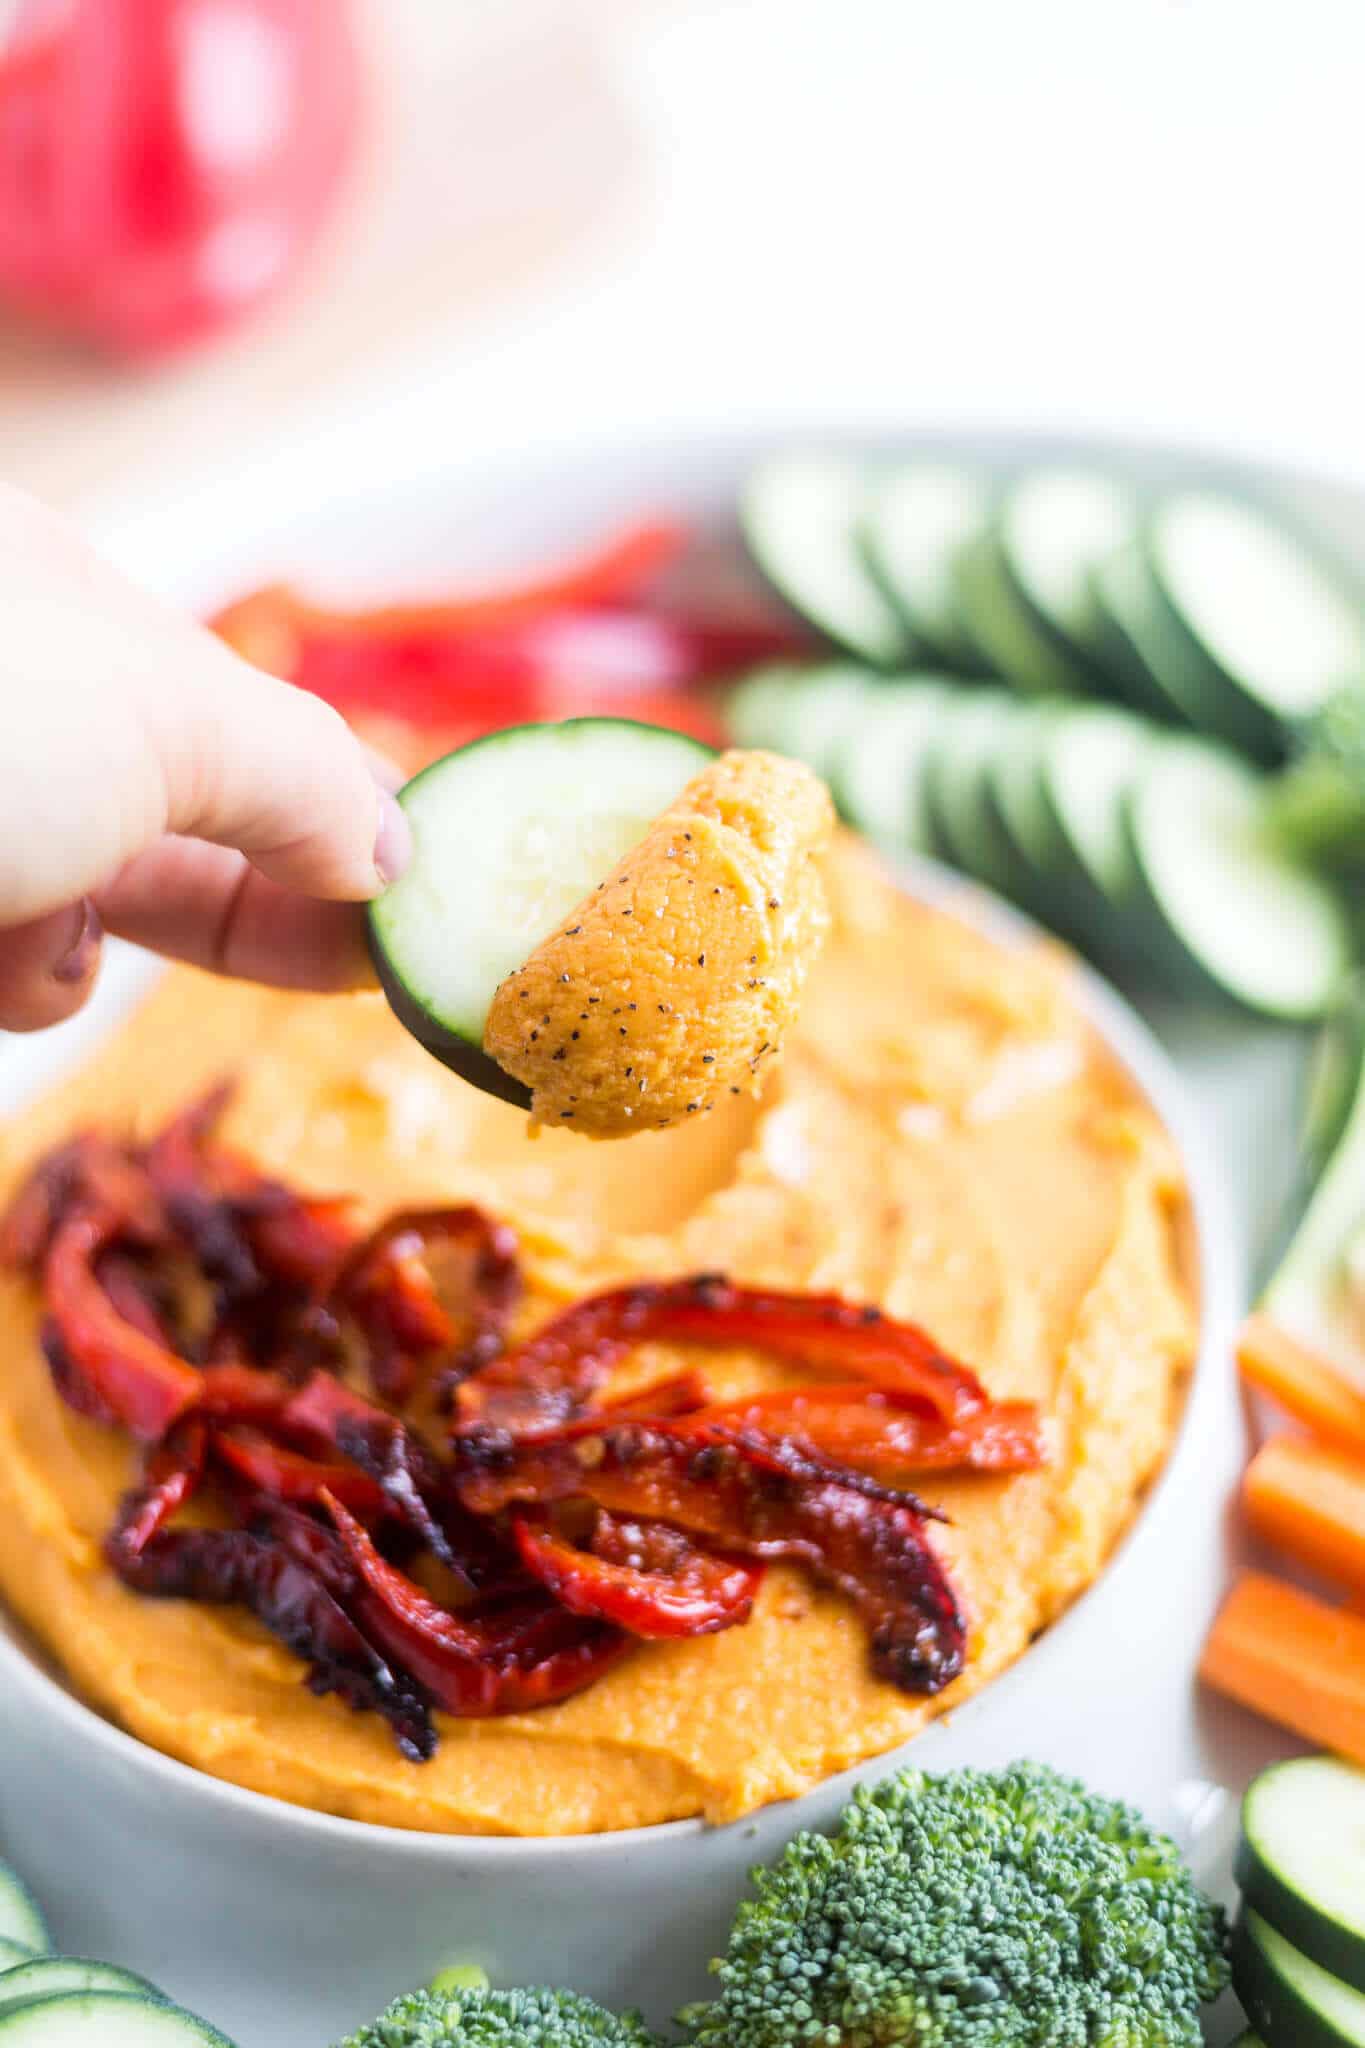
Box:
xmin=0 ymin=0 xmax=360 ymax=357
xmin=211 ymin=518 xmax=812 ymax=765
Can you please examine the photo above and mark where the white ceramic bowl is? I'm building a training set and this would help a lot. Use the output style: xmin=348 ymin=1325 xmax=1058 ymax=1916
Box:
xmin=0 ymin=430 xmax=1267 ymax=2048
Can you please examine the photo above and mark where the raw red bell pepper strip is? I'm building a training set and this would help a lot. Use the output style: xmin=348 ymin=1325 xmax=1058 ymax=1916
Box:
xmin=456 ymin=1275 xmax=987 ymax=1437
xmin=210 ymin=520 xmax=688 ymax=674
xmin=322 ymin=1493 xmax=629 ymax=1717
xmin=690 ymin=1387 xmax=1048 ymax=1481
xmin=213 ymin=1425 xmax=385 ymax=1514
xmin=45 ymin=1210 xmax=203 ymax=1440
xmin=514 ymin=1510 xmax=761 ymax=1640
xmin=282 ymin=606 xmax=809 ymax=729
xmin=457 ymin=1424 xmax=965 ymax=1693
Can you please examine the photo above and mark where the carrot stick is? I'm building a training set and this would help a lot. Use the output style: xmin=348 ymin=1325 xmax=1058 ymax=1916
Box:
xmin=1200 ymin=1571 xmax=1365 ymax=1764
xmin=1238 ymin=1312 xmax=1365 ymax=1458
xmin=1245 ymin=1434 xmax=1365 ymax=1595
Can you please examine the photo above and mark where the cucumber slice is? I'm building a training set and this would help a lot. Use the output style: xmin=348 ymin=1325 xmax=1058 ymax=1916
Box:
xmin=950 ymin=523 xmax=1097 ymax=696
xmin=1091 ymin=540 xmax=1208 ymax=728
xmin=980 ymin=701 xmax=1070 ymax=921
xmin=741 ymin=455 xmax=912 ymax=666
xmin=860 ymin=465 xmax=991 ymax=668
xmin=1262 ymin=973 xmax=1365 ymax=1375
xmin=0 ymin=1872 xmax=47 ymax=1957
xmin=0 ymin=1995 xmax=234 ymax=2042
xmin=834 ymin=682 xmax=950 ymax=851
xmin=773 ymin=665 xmax=880 ymax=783
xmin=998 ymin=468 xmax=1139 ymax=675
xmin=1126 ymin=738 xmax=1354 ymax=1019
xmin=1239 ymin=1757 xmax=1365 ymax=1995
xmin=725 ymin=664 xmax=804 ymax=750
xmin=1234 ymin=1907 xmax=1365 ymax=2048
xmin=1041 ymin=705 xmax=1153 ymax=909
xmin=0 ymin=1949 xmax=36 ymax=1977
xmin=369 ymin=720 xmax=714 ymax=1102
xmin=923 ymin=692 xmax=1022 ymax=889
xmin=0 ymin=1965 xmax=164 ymax=2013
xmin=1148 ymin=492 xmax=1365 ymax=756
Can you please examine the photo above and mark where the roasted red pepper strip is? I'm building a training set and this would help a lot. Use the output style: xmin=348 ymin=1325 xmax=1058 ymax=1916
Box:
xmin=456 ymin=1423 xmax=965 ymax=1692
xmin=457 ymin=1275 xmax=986 ymax=1436
xmin=214 ymin=1427 xmax=385 ymax=1515
xmin=282 ymin=1371 xmax=522 ymax=1599
xmin=108 ymin=1520 xmax=435 ymax=1761
xmin=322 ymin=1493 xmax=628 ymax=1717
xmin=328 ymin=1206 xmax=521 ymax=1404
xmin=45 ymin=1211 xmax=203 ymax=1439
xmin=108 ymin=1419 xmax=208 ymax=1561
xmin=144 ymin=1082 xmax=355 ymax=1292
xmin=514 ymin=1510 xmax=761 ymax=1640
xmin=690 ymin=1388 xmax=1048 ymax=1481
xmin=0 ymin=1134 xmax=164 ymax=1269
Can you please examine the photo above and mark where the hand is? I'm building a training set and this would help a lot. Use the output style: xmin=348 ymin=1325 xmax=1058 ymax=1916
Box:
xmin=0 ymin=484 xmax=412 ymax=1032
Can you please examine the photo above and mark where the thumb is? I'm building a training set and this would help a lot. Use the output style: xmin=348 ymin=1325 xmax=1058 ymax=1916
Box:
xmin=148 ymin=646 xmax=413 ymax=902
xmin=0 ymin=900 xmax=103 ymax=1032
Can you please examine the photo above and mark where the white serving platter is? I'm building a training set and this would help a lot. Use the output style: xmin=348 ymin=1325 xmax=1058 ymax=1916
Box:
xmin=1 ymin=425 xmax=1338 ymax=2046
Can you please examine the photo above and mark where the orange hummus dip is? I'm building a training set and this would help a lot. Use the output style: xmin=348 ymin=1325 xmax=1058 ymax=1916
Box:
xmin=0 ymin=840 xmax=1195 ymax=1835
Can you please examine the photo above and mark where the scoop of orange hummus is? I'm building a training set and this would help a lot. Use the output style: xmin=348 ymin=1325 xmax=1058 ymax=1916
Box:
xmin=0 ymin=838 xmax=1196 ymax=1836
xmin=483 ymin=749 xmax=835 ymax=1137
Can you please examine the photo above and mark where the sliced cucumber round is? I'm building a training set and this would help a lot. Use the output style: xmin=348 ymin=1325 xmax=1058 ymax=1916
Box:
xmin=725 ymin=663 xmax=803 ymax=750
xmin=923 ymin=691 xmax=1023 ymax=889
xmin=369 ymin=720 xmax=714 ymax=1102
xmin=833 ymin=681 xmax=950 ymax=851
xmin=998 ymin=467 xmax=1139 ymax=675
xmin=949 ymin=522 xmax=1097 ymax=696
xmin=860 ymin=464 xmax=991 ymax=668
xmin=1126 ymin=738 xmax=1354 ymax=1019
xmin=0 ymin=1948 xmax=36 ymax=1977
xmin=1041 ymin=705 xmax=1153 ymax=909
xmin=773 ymin=664 xmax=881 ymax=783
xmin=1148 ymin=492 xmax=1365 ymax=755
xmin=1239 ymin=1757 xmax=1365 ymax=1995
xmin=0 ymin=1994 xmax=234 ymax=2042
xmin=741 ymin=455 xmax=912 ymax=666
xmin=980 ymin=701 xmax=1070 ymax=922
xmin=0 ymin=1964 xmax=165 ymax=2014
xmin=1091 ymin=540 xmax=1208 ymax=729
xmin=1234 ymin=1906 xmax=1365 ymax=2048
xmin=0 ymin=1871 xmax=47 ymax=1958
xmin=1263 ymin=978 xmax=1365 ymax=1390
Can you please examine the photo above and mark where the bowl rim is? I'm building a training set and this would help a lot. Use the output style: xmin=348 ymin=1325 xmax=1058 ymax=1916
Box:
xmin=0 ymin=847 xmax=1239 ymax=1863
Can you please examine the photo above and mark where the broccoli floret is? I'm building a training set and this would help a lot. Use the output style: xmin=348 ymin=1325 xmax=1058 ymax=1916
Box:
xmin=1271 ymin=683 xmax=1365 ymax=869
xmin=681 ymin=1761 xmax=1230 ymax=2047
xmin=341 ymin=1984 xmax=658 ymax=2048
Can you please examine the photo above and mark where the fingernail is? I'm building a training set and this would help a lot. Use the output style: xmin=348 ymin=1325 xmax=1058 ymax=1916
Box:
xmin=52 ymin=898 xmax=103 ymax=983
xmin=373 ymin=790 xmax=413 ymax=888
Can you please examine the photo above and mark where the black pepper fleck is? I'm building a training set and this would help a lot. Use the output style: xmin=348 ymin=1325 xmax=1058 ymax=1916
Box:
xmin=553 ymin=1048 xmax=566 ymax=1062
xmin=702 ymin=1055 xmax=715 ymax=1064
xmin=571 ymin=1030 xmax=580 ymax=1041
xmin=697 ymin=953 xmax=706 ymax=967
